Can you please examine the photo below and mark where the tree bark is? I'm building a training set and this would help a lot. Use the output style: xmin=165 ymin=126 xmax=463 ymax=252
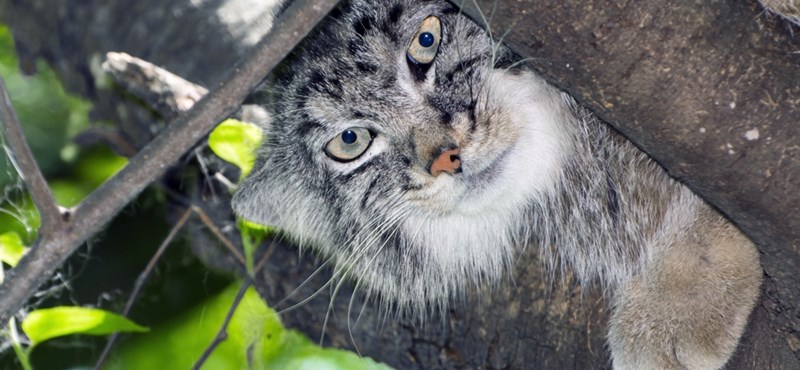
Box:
xmin=456 ymin=0 xmax=800 ymax=366
xmin=1 ymin=0 xmax=798 ymax=368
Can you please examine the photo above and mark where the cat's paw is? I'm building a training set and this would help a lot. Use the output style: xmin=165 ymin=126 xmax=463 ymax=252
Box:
xmin=607 ymin=206 xmax=762 ymax=370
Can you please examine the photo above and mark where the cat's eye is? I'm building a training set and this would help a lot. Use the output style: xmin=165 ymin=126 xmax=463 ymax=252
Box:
xmin=407 ymin=16 xmax=441 ymax=65
xmin=324 ymin=127 xmax=373 ymax=162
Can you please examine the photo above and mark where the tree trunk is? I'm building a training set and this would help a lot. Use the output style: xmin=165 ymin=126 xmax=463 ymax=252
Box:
xmin=1 ymin=0 xmax=797 ymax=368
xmin=456 ymin=0 xmax=800 ymax=367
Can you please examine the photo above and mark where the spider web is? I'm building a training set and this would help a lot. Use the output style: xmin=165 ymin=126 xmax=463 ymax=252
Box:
xmin=0 ymin=136 xmax=39 ymax=243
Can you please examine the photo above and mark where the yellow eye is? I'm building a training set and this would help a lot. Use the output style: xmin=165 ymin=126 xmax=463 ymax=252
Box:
xmin=407 ymin=16 xmax=441 ymax=65
xmin=324 ymin=127 xmax=373 ymax=162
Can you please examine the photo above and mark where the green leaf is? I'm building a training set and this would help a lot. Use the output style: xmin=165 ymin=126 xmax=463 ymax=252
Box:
xmin=208 ymin=119 xmax=263 ymax=178
xmin=75 ymin=146 xmax=128 ymax=189
xmin=0 ymin=25 xmax=18 ymax=69
xmin=106 ymin=282 xmax=394 ymax=370
xmin=238 ymin=218 xmax=274 ymax=233
xmin=50 ymin=180 xmax=90 ymax=208
xmin=106 ymin=282 xmax=284 ymax=369
xmin=0 ymin=231 xmax=26 ymax=267
xmin=21 ymin=306 xmax=149 ymax=346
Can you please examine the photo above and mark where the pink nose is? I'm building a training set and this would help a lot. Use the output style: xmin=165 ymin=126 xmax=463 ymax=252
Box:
xmin=430 ymin=148 xmax=462 ymax=176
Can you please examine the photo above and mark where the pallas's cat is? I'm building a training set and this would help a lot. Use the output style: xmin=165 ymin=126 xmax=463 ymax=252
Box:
xmin=233 ymin=1 xmax=765 ymax=368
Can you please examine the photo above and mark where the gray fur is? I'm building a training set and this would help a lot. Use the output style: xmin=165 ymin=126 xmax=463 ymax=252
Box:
xmin=760 ymin=0 xmax=800 ymax=25
xmin=232 ymin=1 xmax=763 ymax=368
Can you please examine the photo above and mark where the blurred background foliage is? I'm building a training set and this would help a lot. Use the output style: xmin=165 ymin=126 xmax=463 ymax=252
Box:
xmin=0 ymin=23 xmax=126 ymax=243
xmin=0 ymin=22 xmax=392 ymax=370
xmin=0 ymin=22 xmax=236 ymax=369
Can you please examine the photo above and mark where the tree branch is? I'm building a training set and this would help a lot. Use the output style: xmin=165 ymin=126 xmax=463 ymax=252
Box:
xmin=191 ymin=279 xmax=252 ymax=370
xmin=0 ymin=78 xmax=62 ymax=233
xmin=103 ymin=52 xmax=207 ymax=120
xmin=102 ymin=52 xmax=270 ymax=125
xmin=0 ymin=0 xmax=340 ymax=325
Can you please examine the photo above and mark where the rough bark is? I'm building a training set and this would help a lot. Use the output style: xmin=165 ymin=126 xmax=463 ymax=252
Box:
xmin=0 ymin=0 xmax=798 ymax=369
xmin=457 ymin=0 xmax=800 ymax=366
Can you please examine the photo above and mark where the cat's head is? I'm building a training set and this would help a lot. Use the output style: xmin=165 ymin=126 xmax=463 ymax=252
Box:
xmin=233 ymin=0 xmax=568 ymax=312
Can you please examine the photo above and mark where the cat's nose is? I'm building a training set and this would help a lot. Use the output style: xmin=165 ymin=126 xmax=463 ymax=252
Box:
xmin=430 ymin=148 xmax=462 ymax=176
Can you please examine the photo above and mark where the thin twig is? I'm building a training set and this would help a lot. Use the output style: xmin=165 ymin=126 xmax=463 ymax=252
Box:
xmin=125 ymin=207 xmax=192 ymax=314
xmin=0 ymin=0 xmax=340 ymax=325
xmin=73 ymin=127 xmax=138 ymax=158
xmin=92 ymin=207 xmax=193 ymax=370
xmin=191 ymin=278 xmax=252 ymax=370
xmin=254 ymin=239 xmax=278 ymax=274
xmin=0 ymin=78 xmax=62 ymax=233
xmin=187 ymin=243 xmax=283 ymax=370
xmin=190 ymin=220 xmax=276 ymax=370
xmin=94 ymin=200 xmax=269 ymax=368
xmin=191 ymin=205 xmax=246 ymax=266
xmin=157 ymin=185 xmax=248 ymax=270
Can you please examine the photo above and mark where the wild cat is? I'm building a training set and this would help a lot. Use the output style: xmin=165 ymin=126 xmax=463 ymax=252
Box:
xmin=232 ymin=0 xmax=767 ymax=368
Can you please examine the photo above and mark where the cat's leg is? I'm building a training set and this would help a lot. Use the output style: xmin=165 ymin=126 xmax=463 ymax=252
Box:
xmin=607 ymin=203 xmax=762 ymax=370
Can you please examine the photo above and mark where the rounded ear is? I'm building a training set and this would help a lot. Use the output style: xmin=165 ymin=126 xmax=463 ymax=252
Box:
xmin=230 ymin=101 xmax=275 ymax=227
xmin=239 ymin=104 xmax=272 ymax=131
xmin=231 ymin=167 xmax=280 ymax=227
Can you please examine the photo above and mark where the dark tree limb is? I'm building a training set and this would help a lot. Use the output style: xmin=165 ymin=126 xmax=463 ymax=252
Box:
xmin=0 ymin=0 xmax=340 ymax=326
xmin=0 ymin=78 xmax=62 ymax=234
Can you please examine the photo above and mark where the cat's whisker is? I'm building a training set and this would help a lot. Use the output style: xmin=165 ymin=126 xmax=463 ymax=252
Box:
xmin=273 ymin=259 xmax=331 ymax=309
xmin=376 ymin=206 xmax=431 ymax=319
xmin=344 ymin=202 xmax=413 ymax=305
xmin=281 ymin=195 xmax=409 ymax=317
xmin=301 ymin=212 xmax=408 ymax=333
xmin=318 ymin=273 xmax=346 ymax=346
xmin=339 ymin=194 xmax=408 ymax=259
xmin=276 ymin=271 xmax=337 ymax=315
xmin=346 ymin=280 xmax=364 ymax=356
xmin=335 ymin=207 xmax=410 ymax=292
xmin=352 ymin=284 xmax=373 ymax=333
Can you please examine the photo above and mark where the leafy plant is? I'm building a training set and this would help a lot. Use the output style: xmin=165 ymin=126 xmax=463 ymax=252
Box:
xmin=0 ymin=237 xmax=148 ymax=370
xmin=0 ymin=19 xmax=391 ymax=370
xmin=22 ymin=307 xmax=148 ymax=345
xmin=0 ymin=24 xmax=126 ymax=242
xmin=106 ymin=282 xmax=392 ymax=370
xmin=208 ymin=118 xmax=273 ymax=273
xmin=0 ymin=232 xmax=25 ymax=268
xmin=207 ymin=119 xmax=263 ymax=180
xmin=0 ymin=25 xmax=93 ymax=187
xmin=1 ymin=23 xmax=140 ymax=370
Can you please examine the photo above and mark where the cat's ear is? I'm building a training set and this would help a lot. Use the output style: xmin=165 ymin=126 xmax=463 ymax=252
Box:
xmin=240 ymin=105 xmax=272 ymax=131
xmin=231 ymin=102 xmax=277 ymax=226
xmin=231 ymin=166 xmax=280 ymax=228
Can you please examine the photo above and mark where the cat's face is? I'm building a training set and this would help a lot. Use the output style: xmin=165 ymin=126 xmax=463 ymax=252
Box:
xmin=233 ymin=0 xmax=568 ymax=311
